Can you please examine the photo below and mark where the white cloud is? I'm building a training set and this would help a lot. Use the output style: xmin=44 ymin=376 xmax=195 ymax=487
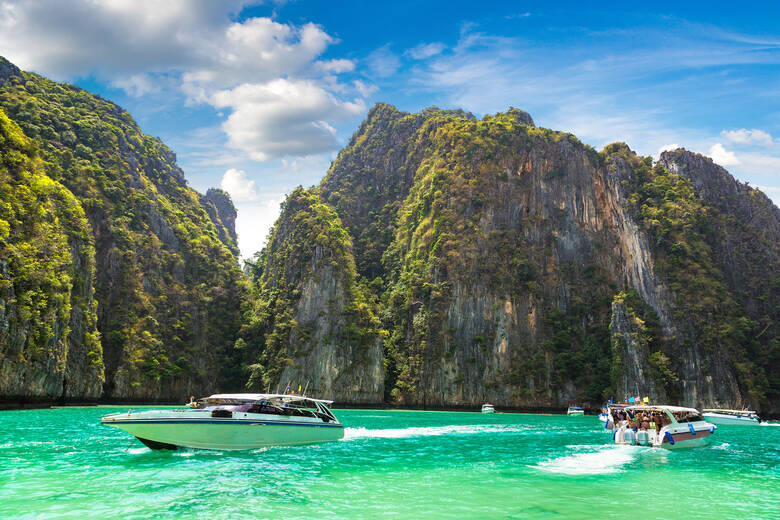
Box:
xmin=655 ymin=143 xmax=680 ymax=159
xmin=366 ymin=45 xmax=401 ymax=78
xmin=721 ymin=128 xmax=774 ymax=147
xmin=0 ymin=0 xmax=245 ymax=80
xmin=220 ymin=168 xmax=259 ymax=202
xmin=213 ymin=79 xmax=365 ymax=161
xmin=733 ymin=151 xmax=780 ymax=174
xmin=708 ymin=143 xmax=740 ymax=166
xmin=756 ymin=185 xmax=780 ymax=207
xmin=353 ymin=80 xmax=378 ymax=98
xmin=408 ymin=42 xmax=446 ymax=60
xmin=234 ymin=194 xmax=287 ymax=260
xmin=110 ymin=73 xmax=162 ymax=97
xmin=0 ymin=0 xmax=367 ymax=163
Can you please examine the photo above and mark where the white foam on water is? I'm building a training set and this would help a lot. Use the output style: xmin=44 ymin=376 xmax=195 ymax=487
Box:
xmin=343 ymin=424 xmax=525 ymax=440
xmin=125 ymin=447 xmax=149 ymax=455
xmin=760 ymin=422 xmax=780 ymax=427
xmin=534 ymin=445 xmax=639 ymax=475
xmin=713 ymin=442 xmax=730 ymax=450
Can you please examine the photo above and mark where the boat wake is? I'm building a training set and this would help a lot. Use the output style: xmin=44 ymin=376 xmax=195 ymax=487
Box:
xmin=343 ymin=424 xmax=526 ymax=441
xmin=759 ymin=422 xmax=780 ymax=427
xmin=534 ymin=445 xmax=640 ymax=475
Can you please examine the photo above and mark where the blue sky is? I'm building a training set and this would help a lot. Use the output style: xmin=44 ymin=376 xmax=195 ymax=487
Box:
xmin=1 ymin=1 xmax=779 ymax=258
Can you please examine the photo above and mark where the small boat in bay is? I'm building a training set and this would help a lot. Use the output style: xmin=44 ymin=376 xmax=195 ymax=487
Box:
xmin=481 ymin=404 xmax=495 ymax=414
xmin=101 ymin=393 xmax=344 ymax=450
xmin=612 ymin=405 xmax=715 ymax=449
xmin=702 ymin=409 xmax=760 ymax=426
xmin=567 ymin=406 xmax=584 ymax=416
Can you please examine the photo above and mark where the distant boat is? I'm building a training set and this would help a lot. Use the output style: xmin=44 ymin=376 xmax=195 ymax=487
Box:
xmin=481 ymin=404 xmax=495 ymax=414
xmin=702 ymin=409 xmax=760 ymax=426
xmin=613 ymin=405 xmax=715 ymax=449
xmin=567 ymin=406 xmax=584 ymax=416
xmin=101 ymin=393 xmax=344 ymax=450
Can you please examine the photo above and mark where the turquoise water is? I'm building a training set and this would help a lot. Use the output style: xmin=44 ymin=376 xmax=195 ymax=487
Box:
xmin=1 ymin=407 xmax=778 ymax=519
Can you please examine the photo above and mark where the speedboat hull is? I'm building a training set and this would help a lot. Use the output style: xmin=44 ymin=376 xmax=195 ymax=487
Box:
xmin=659 ymin=426 xmax=715 ymax=449
xmin=702 ymin=413 xmax=760 ymax=426
xmin=102 ymin=411 xmax=344 ymax=450
xmin=614 ymin=422 xmax=715 ymax=449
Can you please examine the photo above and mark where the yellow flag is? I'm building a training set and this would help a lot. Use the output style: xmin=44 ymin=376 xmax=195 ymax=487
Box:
xmin=298 ymin=385 xmax=302 ymax=392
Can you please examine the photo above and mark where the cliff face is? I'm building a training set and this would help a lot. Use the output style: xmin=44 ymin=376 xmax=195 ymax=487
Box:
xmin=0 ymin=108 xmax=103 ymax=401
xmin=254 ymin=104 xmax=778 ymax=411
xmin=0 ymin=57 xmax=244 ymax=401
xmin=659 ymin=150 xmax=780 ymax=406
xmin=241 ymin=188 xmax=383 ymax=403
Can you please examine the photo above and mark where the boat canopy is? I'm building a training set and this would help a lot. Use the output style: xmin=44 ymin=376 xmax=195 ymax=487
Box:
xmin=625 ymin=404 xmax=699 ymax=413
xmin=205 ymin=393 xmax=334 ymax=405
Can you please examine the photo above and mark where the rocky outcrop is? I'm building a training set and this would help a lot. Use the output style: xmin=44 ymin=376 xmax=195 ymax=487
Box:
xmin=320 ymin=103 xmax=477 ymax=279
xmin=659 ymin=149 xmax=780 ymax=408
xmin=201 ymin=188 xmax=239 ymax=257
xmin=242 ymin=188 xmax=383 ymax=403
xmin=277 ymin=261 xmax=384 ymax=403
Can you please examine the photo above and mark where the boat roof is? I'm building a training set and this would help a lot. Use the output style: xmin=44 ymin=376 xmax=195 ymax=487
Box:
xmin=626 ymin=404 xmax=700 ymax=413
xmin=205 ymin=393 xmax=334 ymax=405
xmin=703 ymin=408 xmax=757 ymax=414
xmin=568 ymin=406 xmax=583 ymax=409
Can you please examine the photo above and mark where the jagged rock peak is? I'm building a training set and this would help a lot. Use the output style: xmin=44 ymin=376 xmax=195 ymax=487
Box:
xmin=502 ymin=107 xmax=534 ymax=126
xmin=202 ymin=188 xmax=239 ymax=256
xmin=0 ymin=56 xmax=22 ymax=86
xmin=660 ymin=148 xmax=780 ymax=211
xmin=601 ymin=141 xmax=638 ymax=158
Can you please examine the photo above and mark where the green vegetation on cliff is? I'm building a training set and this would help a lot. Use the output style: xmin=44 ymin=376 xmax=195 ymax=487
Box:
xmin=241 ymin=187 xmax=382 ymax=395
xmin=605 ymin=144 xmax=773 ymax=406
xmin=0 ymin=108 xmax=102 ymax=398
xmin=379 ymin=109 xmax=613 ymax=404
xmin=0 ymin=57 xmax=244 ymax=399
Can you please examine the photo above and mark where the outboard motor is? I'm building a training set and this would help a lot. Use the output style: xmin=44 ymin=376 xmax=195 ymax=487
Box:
xmin=636 ymin=430 xmax=650 ymax=446
xmin=624 ymin=428 xmax=637 ymax=445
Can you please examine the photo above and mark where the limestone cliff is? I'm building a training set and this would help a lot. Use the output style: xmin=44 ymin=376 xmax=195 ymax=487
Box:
xmin=241 ymin=187 xmax=384 ymax=403
xmin=0 ymin=108 xmax=103 ymax=402
xmin=255 ymin=104 xmax=778 ymax=412
xmin=0 ymin=57 xmax=244 ymax=402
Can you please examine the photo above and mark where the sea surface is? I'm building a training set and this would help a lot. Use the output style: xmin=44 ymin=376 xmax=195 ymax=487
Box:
xmin=0 ymin=407 xmax=778 ymax=519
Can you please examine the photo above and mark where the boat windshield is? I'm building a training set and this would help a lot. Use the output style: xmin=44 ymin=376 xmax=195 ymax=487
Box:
xmin=193 ymin=395 xmax=337 ymax=422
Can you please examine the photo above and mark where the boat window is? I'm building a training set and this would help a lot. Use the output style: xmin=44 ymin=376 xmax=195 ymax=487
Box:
xmin=676 ymin=412 xmax=703 ymax=423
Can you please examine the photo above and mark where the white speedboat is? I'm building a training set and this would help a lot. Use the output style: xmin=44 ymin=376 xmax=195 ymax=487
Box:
xmin=481 ymin=404 xmax=495 ymax=414
xmin=613 ymin=405 xmax=715 ymax=449
xmin=702 ymin=409 xmax=760 ymax=426
xmin=567 ymin=406 xmax=584 ymax=416
xmin=101 ymin=394 xmax=344 ymax=450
